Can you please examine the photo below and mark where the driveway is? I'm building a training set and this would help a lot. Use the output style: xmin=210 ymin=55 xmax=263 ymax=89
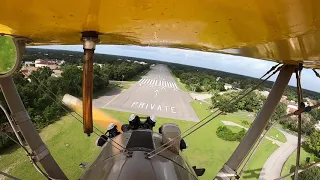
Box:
xmin=221 ymin=120 xmax=299 ymax=180
xmin=259 ymin=130 xmax=298 ymax=180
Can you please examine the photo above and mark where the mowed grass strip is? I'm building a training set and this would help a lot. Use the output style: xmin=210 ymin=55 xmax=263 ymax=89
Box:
xmin=0 ymin=111 xmax=196 ymax=180
xmin=187 ymin=101 xmax=279 ymax=180
xmin=1 ymin=115 xmax=101 ymax=180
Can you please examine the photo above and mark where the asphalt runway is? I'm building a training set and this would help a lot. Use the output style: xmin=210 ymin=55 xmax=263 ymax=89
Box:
xmin=104 ymin=64 xmax=199 ymax=122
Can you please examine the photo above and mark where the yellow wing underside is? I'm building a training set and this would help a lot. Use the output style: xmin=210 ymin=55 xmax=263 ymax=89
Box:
xmin=1 ymin=0 xmax=320 ymax=68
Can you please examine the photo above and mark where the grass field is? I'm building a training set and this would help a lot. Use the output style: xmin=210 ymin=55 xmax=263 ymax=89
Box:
xmin=173 ymin=76 xmax=287 ymax=144
xmin=109 ymin=80 xmax=135 ymax=89
xmin=204 ymin=97 xmax=212 ymax=104
xmin=173 ymin=76 xmax=189 ymax=92
xmin=227 ymin=113 xmax=287 ymax=143
xmin=188 ymin=101 xmax=280 ymax=180
xmin=0 ymin=101 xmax=282 ymax=180
xmin=0 ymin=115 xmax=101 ymax=180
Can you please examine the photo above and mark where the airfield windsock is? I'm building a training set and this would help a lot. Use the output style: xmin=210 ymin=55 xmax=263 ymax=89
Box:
xmin=62 ymin=94 xmax=122 ymax=133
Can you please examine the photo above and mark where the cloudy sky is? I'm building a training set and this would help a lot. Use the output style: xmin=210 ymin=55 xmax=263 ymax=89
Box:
xmin=35 ymin=45 xmax=320 ymax=92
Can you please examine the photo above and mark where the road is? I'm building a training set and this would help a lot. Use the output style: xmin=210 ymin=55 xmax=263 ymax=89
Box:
xmin=96 ymin=64 xmax=199 ymax=122
xmin=259 ymin=130 xmax=298 ymax=180
xmin=222 ymin=120 xmax=299 ymax=180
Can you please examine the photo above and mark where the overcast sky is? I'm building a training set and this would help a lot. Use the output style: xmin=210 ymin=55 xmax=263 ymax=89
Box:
xmin=34 ymin=45 xmax=320 ymax=92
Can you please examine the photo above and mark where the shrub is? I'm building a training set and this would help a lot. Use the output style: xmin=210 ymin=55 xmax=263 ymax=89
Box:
xmin=289 ymin=163 xmax=320 ymax=180
xmin=216 ymin=126 xmax=246 ymax=141
xmin=237 ymin=129 xmax=246 ymax=140
xmin=0 ymin=134 xmax=15 ymax=152
xmin=241 ymin=120 xmax=250 ymax=126
xmin=297 ymin=166 xmax=320 ymax=180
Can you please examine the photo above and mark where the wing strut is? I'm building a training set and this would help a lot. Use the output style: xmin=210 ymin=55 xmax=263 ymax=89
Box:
xmin=215 ymin=65 xmax=296 ymax=180
xmin=0 ymin=38 xmax=67 ymax=179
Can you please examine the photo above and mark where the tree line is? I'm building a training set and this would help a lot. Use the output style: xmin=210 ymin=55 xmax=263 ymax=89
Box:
xmin=169 ymin=65 xmax=320 ymax=100
xmin=0 ymin=54 xmax=149 ymax=150
xmin=170 ymin=64 xmax=320 ymax=178
xmin=170 ymin=66 xmax=225 ymax=92
xmin=211 ymin=91 xmax=266 ymax=113
xmin=211 ymin=90 xmax=320 ymax=179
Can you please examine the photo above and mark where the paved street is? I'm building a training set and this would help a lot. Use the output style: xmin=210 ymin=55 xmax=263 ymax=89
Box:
xmin=97 ymin=64 xmax=199 ymax=122
xmin=259 ymin=130 xmax=298 ymax=180
xmin=221 ymin=120 xmax=299 ymax=180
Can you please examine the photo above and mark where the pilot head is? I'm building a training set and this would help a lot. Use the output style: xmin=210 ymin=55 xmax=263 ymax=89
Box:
xmin=107 ymin=123 xmax=116 ymax=131
xmin=107 ymin=123 xmax=120 ymax=138
xmin=128 ymin=114 xmax=141 ymax=130
xmin=144 ymin=115 xmax=156 ymax=130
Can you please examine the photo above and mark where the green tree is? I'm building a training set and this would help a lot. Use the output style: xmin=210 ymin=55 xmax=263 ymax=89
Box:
xmin=271 ymin=102 xmax=287 ymax=122
xmin=212 ymin=91 xmax=265 ymax=113
xmin=30 ymin=67 xmax=53 ymax=82
xmin=305 ymin=131 xmax=320 ymax=155
xmin=211 ymin=92 xmax=238 ymax=113
xmin=60 ymin=65 xmax=82 ymax=96
xmin=93 ymin=65 xmax=109 ymax=91
xmin=280 ymin=114 xmax=316 ymax=135
xmin=297 ymin=166 xmax=320 ymax=180
xmin=301 ymin=113 xmax=316 ymax=135
xmin=309 ymin=108 xmax=320 ymax=121
xmin=239 ymin=92 xmax=264 ymax=112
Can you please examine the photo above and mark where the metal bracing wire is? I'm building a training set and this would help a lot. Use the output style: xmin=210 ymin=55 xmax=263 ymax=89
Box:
xmin=26 ymin=72 xmax=127 ymax=151
xmin=147 ymin=64 xmax=283 ymax=158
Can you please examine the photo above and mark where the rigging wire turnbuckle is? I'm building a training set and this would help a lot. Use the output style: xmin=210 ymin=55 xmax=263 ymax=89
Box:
xmin=81 ymin=31 xmax=99 ymax=136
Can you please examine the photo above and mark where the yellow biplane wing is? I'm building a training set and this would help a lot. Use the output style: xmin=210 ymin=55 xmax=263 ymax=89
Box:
xmin=1 ymin=0 xmax=320 ymax=68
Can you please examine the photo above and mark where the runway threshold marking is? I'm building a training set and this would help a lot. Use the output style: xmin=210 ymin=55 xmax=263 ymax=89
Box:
xmin=138 ymin=78 xmax=178 ymax=89
xmin=102 ymin=89 xmax=127 ymax=108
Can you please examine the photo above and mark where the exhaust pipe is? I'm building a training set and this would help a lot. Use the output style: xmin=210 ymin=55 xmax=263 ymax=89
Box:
xmin=81 ymin=31 xmax=99 ymax=136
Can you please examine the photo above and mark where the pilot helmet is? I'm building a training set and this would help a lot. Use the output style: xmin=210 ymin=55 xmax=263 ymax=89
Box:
xmin=107 ymin=123 xmax=116 ymax=131
xmin=144 ymin=115 xmax=156 ymax=130
xmin=107 ymin=123 xmax=120 ymax=138
xmin=128 ymin=114 xmax=136 ymax=122
xmin=150 ymin=115 xmax=156 ymax=123
xmin=128 ymin=114 xmax=140 ymax=129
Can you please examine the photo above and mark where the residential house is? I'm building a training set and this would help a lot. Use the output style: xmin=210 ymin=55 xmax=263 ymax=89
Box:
xmin=93 ymin=63 xmax=103 ymax=68
xmin=24 ymin=61 xmax=35 ymax=67
xmin=52 ymin=69 xmax=63 ymax=77
xmin=20 ymin=67 xmax=38 ymax=78
xmin=224 ymin=83 xmax=233 ymax=90
xmin=35 ymin=59 xmax=58 ymax=69
xmin=260 ymin=90 xmax=270 ymax=97
xmin=287 ymin=104 xmax=298 ymax=114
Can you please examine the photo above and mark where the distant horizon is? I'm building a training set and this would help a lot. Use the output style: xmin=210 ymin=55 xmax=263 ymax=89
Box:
xmin=30 ymin=45 xmax=320 ymax=93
